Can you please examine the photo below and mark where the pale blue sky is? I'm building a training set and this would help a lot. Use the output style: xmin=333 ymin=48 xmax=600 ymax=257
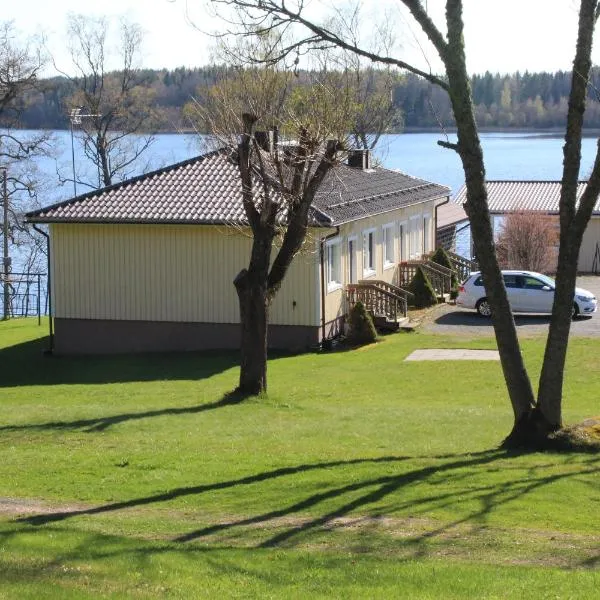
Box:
xmin=7 ymin=0 xmax=599 ymax=75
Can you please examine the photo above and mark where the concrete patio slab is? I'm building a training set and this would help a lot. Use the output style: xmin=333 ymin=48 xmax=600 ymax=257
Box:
xmin=404 ymin=349 xmax=500 ymax=361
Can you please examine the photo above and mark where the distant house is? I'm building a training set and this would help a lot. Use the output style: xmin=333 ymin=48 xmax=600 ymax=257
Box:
xmin=435 ymin=200 xmax=468 ymax=252
xmin=27 ymin=148 xmax=450 ymax=354
xmin=454 ymin=180 xmax=600 ymax=273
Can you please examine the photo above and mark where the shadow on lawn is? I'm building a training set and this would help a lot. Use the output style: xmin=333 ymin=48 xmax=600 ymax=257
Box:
xmin=0 ymin=337 xmax=241 ymax=388
xmin=19 ymin=449 xmax=599 ymax=557
xmin=0 ymin=389 xmax=248 ymax=433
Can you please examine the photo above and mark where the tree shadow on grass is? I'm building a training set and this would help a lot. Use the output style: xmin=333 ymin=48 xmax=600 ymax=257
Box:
xmin=0 ymin=388 xmax=249 ymax=434
xmin=11 ymin=449 xmax=600 ymax=569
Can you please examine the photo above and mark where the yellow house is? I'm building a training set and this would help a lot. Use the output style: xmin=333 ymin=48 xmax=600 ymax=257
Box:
xmin=27 ymin=149 xmax=449 ymax=354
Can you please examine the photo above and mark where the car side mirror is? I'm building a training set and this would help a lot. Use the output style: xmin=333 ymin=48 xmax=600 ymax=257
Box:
xmin=542 ymin=285 xmax=553 ymax=291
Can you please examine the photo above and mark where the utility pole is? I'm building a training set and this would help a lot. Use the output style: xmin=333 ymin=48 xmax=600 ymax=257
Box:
xmin=1 ymin=167 xmax=9 ymax=320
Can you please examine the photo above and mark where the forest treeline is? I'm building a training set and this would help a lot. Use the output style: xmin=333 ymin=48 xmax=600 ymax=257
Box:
xmin=10 ymin=66 xmax=600 ymax=132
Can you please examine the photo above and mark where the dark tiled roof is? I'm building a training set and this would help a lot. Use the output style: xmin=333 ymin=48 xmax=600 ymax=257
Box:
xmin=314 ymin=167 xmax=449 ymax=225
xmin=454 ymin=180 xmax=598 ymax=213
xmin=27 ymin=149 xmax=449 ymax=226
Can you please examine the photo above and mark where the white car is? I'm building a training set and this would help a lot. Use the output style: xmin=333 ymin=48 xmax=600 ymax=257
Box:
xmin=456 ymin=270 xmax=597 ymax=318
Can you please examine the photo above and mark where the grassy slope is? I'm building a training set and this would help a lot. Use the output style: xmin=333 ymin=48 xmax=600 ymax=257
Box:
xmin=0 ymin=318 xmax=599 ymax=598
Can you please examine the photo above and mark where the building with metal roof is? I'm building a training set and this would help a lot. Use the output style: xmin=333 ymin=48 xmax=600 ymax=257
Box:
xmin=453 ymin=181 xmax=600 ymax=273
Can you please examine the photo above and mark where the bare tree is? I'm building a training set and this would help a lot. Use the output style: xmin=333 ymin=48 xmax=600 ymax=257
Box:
xmin=191 ymin=54 xmax=345 ymax=394
xmin=496 ymin=212 xmax=559 ymax=273
xmin=61 ymin=14 xmax=156 ymax=189
xmin=0 ymin=22 xmax=52 ymax=276
xmin=313 ymin=59 xmax=402 ymax=152
xmin=209 ymin=0 xmax=600 ymax=446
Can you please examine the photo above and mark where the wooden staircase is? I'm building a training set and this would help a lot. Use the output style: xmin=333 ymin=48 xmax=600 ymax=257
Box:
xmin=398 ymin=260 xmax=454 ymax=300
xmin=444 ymin=251 xmax=478 ymax=282
xmin=346 ymin=280 xmax=413 ymax=332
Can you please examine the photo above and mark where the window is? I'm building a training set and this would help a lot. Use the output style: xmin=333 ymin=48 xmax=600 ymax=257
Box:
xmin=363 ymin=229 xmax=376 ymax=276
xmin=399 ymin=221 xmax=407 ymax=261
xmin=382 ymin=223 xmax=395 ymax=269
xmin=409 ymin=215 xmax=421 ymax=259
xmin=423 ymin=214 xmax=431 ymax=253
xmin=503 ymin=274 xmax=522 ymax=289
xmin=523 ymin=275 xmax=546 ymax=290
xmin=326 ymin=237 xmax=342 ymax=292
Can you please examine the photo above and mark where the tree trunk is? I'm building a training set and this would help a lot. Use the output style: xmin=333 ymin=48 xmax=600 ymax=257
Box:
xmin=235 ymin=268 xmax=269 ymax=395
xmin=536 ymin=241 xmax=580 ymax=428
xmin=443 ymin=2 xmax=536 ymax=430
xmin=533 ymin=0 xmax=600 ymax=437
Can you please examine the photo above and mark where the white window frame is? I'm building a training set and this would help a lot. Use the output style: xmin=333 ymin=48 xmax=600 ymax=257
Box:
xmin=382 ymin=222 xmax=396 ymax=270
xmin=363 ymin=228 xmax=376 ymax=278
xmin=326 ymin=236 xmax=343 ymax=292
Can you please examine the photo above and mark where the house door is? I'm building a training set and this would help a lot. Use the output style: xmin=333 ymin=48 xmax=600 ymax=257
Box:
xmin=348 ymin=238 xmax=357 ymax=283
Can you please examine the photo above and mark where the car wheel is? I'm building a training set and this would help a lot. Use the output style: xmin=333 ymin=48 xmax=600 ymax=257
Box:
xmin=572 ymin=302 xmax=579 ymax=320
xmin=476 ymin=298 xmax=492 ymax=317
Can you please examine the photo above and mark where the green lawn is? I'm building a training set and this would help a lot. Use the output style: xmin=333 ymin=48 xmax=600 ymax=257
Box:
xmin=0 ymin=318 xmax=599 ymax=598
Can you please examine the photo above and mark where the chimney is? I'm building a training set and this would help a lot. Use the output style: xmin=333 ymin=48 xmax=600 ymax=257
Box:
xmin=347 ymin=149 xmax=371 ymax=170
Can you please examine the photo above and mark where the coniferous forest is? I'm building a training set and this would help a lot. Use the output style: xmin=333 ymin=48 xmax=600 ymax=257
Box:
xmin=8 ymin=66 xmax=600 ymax=132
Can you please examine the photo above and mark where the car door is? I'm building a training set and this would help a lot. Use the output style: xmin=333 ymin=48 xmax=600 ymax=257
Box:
xmin=521 ymin=275 xmax=554 ymax=313
xmin=503 ymin=274 xmax=525 ymax=312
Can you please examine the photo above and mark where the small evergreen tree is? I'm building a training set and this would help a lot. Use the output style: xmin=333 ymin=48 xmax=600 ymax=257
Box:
xmin=408 ymin=266 xmax=438 ymax=308
xmin=347 ymin=301 xmax=378 ymax=345
xmin=430 ymin=246 xmax=458 ymax=288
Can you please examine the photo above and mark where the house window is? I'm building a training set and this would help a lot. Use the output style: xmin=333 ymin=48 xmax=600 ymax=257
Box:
xmin=399 ymin=221 xmax=407 ymax=261
xmin=423 ymin=214 xmax=431 ymax=254
xmin=363 ymin=228 xmax=376 ymax=277
xmin=382 ymin=223 xmax=395 ymax=269
xmin=326 ymin=237 xmax=342 ymax=292
xmin=409 ymin=215 xmax=421 ymax=259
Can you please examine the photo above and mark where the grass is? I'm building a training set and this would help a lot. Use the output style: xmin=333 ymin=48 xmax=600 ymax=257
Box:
xmin=0 ymin=317 xmax=599 ymax=598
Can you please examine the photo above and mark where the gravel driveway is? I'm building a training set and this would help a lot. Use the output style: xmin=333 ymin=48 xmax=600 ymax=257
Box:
xmin=420 ymin=275 xmax=600 ymax=337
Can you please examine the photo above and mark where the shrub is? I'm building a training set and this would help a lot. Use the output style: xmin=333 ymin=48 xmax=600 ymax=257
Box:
xmin=347 ymin=301 xmax=378 ymax=345
xmin=408 ymin=266 xmax=438 ymax=308
xmin=496 ymin=211 xmax=559 ymax=273
xmin=430 ymin=246 xmax=458 ymax=287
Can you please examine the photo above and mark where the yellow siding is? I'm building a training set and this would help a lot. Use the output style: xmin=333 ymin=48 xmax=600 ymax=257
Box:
xmin=50 ymin=223 xmax=318 ymax=326
xmin=321 ymin=199 xmax=444 ymax=323
xmin=580 ymin=217 xmax=600 ymax=272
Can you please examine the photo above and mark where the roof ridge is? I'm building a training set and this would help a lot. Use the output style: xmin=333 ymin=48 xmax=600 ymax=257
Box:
xmin=26 ymin=148 xmax=228 ymax=219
